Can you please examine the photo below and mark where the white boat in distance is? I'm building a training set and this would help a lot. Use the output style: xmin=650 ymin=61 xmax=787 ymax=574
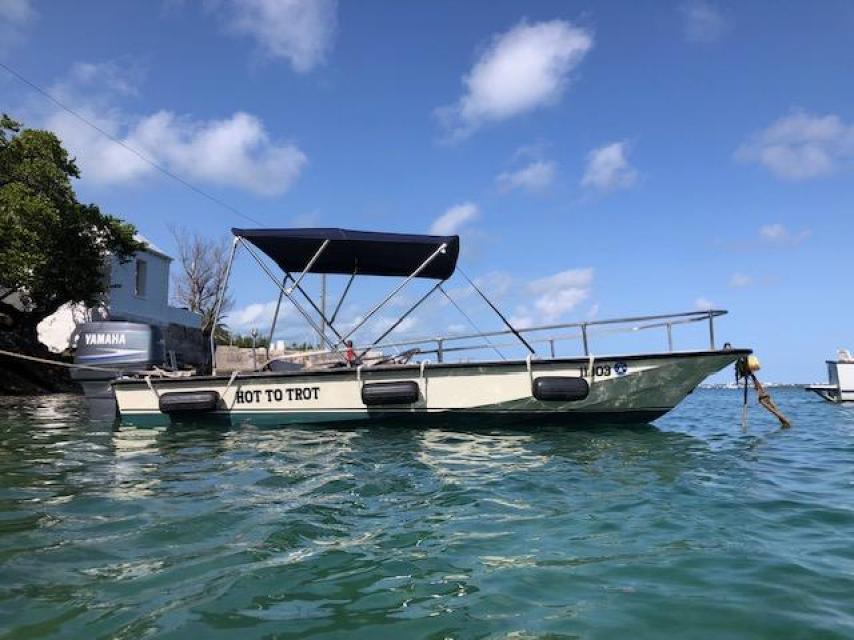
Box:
xmin=805 ymin=350 xmax=854 ymax=403
xmin=111 ymin=228 xmax=750 ymax=427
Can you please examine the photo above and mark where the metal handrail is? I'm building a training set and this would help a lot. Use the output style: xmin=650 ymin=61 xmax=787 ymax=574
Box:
xmin=371 ymin=309 xmax=726 ymax=356
xmin=255 ymin=309 xmax=725 ymax=368
xmin=252 ymin=309 xmax=727 ymax=370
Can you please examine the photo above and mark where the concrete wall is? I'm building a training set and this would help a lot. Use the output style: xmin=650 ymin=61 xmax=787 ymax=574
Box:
xmin=214 ymin=347 xmax=380 ymax=373
xmin=214 ymin=347 xmax=340 ymax=373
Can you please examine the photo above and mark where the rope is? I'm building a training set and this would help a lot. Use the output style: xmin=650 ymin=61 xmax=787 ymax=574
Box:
xmin=735 ymin=356 xmax=792 ymax=429
xmin=0 ymin=347 xmax=152 ymax=376
xmin=748 ymin=372 xmax=792 ymax=429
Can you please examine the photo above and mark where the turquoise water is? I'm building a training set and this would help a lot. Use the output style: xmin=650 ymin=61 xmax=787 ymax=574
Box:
xmin=1 ymin=389 xmax=852 ymax=639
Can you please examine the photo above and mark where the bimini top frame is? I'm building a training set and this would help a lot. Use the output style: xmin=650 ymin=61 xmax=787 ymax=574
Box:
xmin=210 ymin=228 xmax=728 ymax=373
xmin=211 ymin=228 xmax=474 ymax=372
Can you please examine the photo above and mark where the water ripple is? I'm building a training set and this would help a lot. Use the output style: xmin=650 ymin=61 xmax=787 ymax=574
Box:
xmin=0 ymin=390 xmax=852 ymax=638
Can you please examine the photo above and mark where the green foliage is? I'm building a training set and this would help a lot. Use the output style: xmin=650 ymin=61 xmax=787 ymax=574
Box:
xmin=214 ymin=329 xmax=270 ymax=349
xmin=213 ymin=329 xmax=313 ymax=351
xmin=233 ymin=334 xmax=271 ymax=349
xmin=0 ymin=115 xmax=143 ymax=334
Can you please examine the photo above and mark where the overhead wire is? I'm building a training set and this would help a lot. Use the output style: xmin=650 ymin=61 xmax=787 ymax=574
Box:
xmin=0 ymin=60 xmax=265 ymax=227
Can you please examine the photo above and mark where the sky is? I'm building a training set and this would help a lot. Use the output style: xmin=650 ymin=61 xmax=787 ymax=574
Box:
xmin=2 ymin=0 xmax=854 ymax=382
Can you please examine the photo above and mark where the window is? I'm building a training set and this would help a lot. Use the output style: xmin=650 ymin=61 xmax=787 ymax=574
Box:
xmin=134 ymin=259 xmax=147 ymax=297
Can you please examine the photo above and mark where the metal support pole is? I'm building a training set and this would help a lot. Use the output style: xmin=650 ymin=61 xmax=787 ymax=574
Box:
xmin=210 ymin=235 xmax=240 ymax=374
xmin=287 ymin=239 xmax=329 ymax=294
xmin=458 ymin=267 xmax=535 ymax=356
xmin=549 ymin=339 xmax=555 ymax=359
xmin=330 ymin=270 xmax=356 ymax=326
xmin=251 ymin=328 xmax=258 ymax=370
xmin=339 ymin=243 xmax=448 ymax=346
xmin=283 ymin=271 xmax=345 ymax=343
xmin=437 ymin=338 xmax=444 ymax=363
xmin=666 ymin=323 xmax=673 ymax=352
xmin=358 ymin=281 xmax=443 ymax=361
xmin=708 ymin=311 xmax=715 ymax=350
xmin=240 ymin=240 xmax=338 ymax=352
xmin=319 ymin=274 xmax=326 ymax=348
xmin=581 ymin=323 xmax=589 ymax=356
xmin=266 ymin=276 xmax=286 ymax=353
xmin=439 ymin=285 xmax=505 ymax=361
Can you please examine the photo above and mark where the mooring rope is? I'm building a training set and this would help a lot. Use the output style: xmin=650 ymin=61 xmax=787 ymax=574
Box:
xmin=736 ymin=356 xmax=792 ymax=429
xmin=0 ymin=347 xmax=157 ymax=376
xmin=747 ymin=372 xmax=792 ymax=429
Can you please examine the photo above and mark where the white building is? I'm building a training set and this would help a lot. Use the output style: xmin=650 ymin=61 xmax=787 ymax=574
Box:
xmin=38 ymin=236 xmax=202 ymax=353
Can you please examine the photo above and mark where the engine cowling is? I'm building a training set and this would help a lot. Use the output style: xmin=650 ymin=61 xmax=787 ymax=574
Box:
xmin=71 ymin=322 xmax=165 ymax=404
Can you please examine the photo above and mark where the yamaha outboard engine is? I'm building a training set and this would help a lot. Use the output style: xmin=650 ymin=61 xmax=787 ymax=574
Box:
xmin=71 ymin=322 xmax=166 ymax=417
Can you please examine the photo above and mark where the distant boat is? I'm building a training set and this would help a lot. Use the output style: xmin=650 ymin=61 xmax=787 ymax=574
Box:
xmin=805 ymin=350 xmax=854 ymax=403
xmin=78 ymin=227 xmax=751 ymax=427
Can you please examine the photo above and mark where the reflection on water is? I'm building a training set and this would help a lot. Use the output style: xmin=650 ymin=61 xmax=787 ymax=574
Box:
xmin=1 ymin=391 xmax=853 ymax=638
xmin=416 ymin=430 xmax=549 ymax=480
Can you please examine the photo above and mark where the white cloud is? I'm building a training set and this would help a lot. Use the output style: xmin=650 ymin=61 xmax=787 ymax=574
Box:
xmin=292 ymin=211 xmax=321 ymax=227
xmin=477 ymin=271 xmax=514 ymax=299
xmin=430 ymin=202 xmax=480 ymax=236
xmin=226 ymin=298 xmax=320 ymax=341
xmin=219 ymin=0 xmax=337 ymax=72
xmin=759 ymin=223 xmax=810 ymax=247
xmin=63 ymin=61 xmax=141 ymax=97
xmin=581 ymin=141 xmax=637 ymax=192
xmin=443 ymin=270 xmax=513 ymax=306
xmin=497 ymin=160 xmax=556 ymax=193
xmin=39 ymin=62 xmax=307 ymax=196
xmin=730 ymin=273 xmax=752 ymax=288
xmin=385 ymin=315 xmax=419 ymax=337
xmin=437 ymin=19 xmax=593 ymax=138
xmin=679 ymin=1 xmax=727 ymax=43
xmin=509 ymin=310 xmax=536 ymax=330
xmin=695 ymin=297 xmax=714 ymax=311
xmin=228 ymin=300 xmax=281 ymax=330
xmin=528 ymin=268 xmax=593 ymax=321
xmin=0 ymin=0 xmax=35 ymax=52
xmin=510 ymin=269 xmax=593 ymax=326
xmin=736 ymin=112 xmax=854 ymax=180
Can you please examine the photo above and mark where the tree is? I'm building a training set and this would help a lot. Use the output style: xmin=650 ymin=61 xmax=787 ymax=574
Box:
xmin=225 ymin=333 xmax=271 ymax=349
xmin=170 ymin=227 xmax=233 ymax=341
xmin=0 ymin=115 xmax=142 ymax=350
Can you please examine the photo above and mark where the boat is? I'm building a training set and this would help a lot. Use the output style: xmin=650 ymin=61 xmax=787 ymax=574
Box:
xmin=805 ymin=350 xmax=854 ymax=403
xmin=104 ymin=227 xmax=751 ymax=427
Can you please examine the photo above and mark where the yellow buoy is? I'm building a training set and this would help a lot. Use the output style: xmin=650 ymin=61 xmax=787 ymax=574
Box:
xmin=745 ymin=354 xmax=761 ymax=373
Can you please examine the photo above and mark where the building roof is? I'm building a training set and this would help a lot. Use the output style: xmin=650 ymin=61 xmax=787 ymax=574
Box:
xmin=134 ymin=234 xmax=172 ymax=261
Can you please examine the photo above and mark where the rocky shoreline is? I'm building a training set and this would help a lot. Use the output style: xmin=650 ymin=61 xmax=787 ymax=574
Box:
xmin=0 ymin=341 xmax=81 ymax=395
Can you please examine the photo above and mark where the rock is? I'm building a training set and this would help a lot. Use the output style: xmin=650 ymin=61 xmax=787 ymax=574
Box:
xmin=0 ymin=334 xmax=80 ymax=395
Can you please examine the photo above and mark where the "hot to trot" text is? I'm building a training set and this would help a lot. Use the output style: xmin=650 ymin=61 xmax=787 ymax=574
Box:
xmin=234 ymin=386 xmax=320 ymax=404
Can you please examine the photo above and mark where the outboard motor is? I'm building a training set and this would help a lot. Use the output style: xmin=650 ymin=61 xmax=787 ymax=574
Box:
xmin=71 ymin=322 xmax=166 ymax=416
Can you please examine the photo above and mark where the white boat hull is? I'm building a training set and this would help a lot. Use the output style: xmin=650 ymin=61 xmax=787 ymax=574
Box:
xmin=805 ymin=361 xmax=854 ymax=403
xmin=113 ymin=349 xmax=747 ymax=427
